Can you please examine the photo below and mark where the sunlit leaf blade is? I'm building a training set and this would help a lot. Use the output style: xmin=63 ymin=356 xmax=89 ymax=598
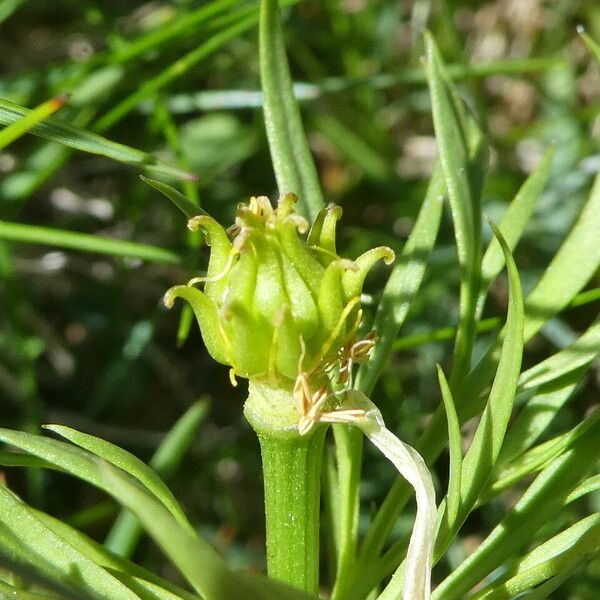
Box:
xmin=483 ymin=405 xmax=598 ymax=501
xmin=0 ymin=97 xmax=195 ymax=180
xmin=32 ymin=508 xmax=200 ymax=600
xmin=0 ymin=429 xmax=243 ymax=600
xmin=494 ymin=369 xmax=583 ymax=470
xmin=436 ymin=365 xmax=462 ymax=529
xmin=477 ymin=147 xmax=554 ymax=316
xmin=437 ymin=221 xmax=523 ymax=554
xmin=0 ymin=580 xmax=62 ymax=600
xmin=105 ymin=401 xmax=210 ymax=557
xmin=358 ymin=164 xmax=600 ymax=577
xmin=0 ymin=220 xmax=181 ymax=264
xmin=565 ymin=474 xmax=600 ymax=505
xmin=44 ymin=424 xmax=192 ymax=531
xmin=424 ymin=32 xmax=484 ymax=388
xmin=523 ymin=169 xmax=600 ymax=340
xmin=0 ymin=485 xmax=140 ymax=600
xmin=471 ymin=514 xmax=600 ymax=599
xmin=141 ymin=175 xmax=202 ymax=220
xmin=432 ymin=411 xmax=600 ymax=600
xmin=518 ymin=314 xmax=600 ymax=391
xmin=0 ymin=94 xmax=67 ymax=150
xmin=98 ymin=466 xmax=264 ymax=600
xmin=260 ymin=0 xmax=325 ymax=220
xmin=0 ymin=549 xmax=94 ymax=600
xmin=356 ymin=162 xmax=444 ymax=396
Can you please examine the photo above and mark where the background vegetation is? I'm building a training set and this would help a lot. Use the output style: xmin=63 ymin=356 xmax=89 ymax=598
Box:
xmin=1 ymin=0 xmax=600 ymax=596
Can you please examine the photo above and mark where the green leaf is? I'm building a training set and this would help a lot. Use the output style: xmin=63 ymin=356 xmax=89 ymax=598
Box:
xmin=259 ymin=0 xmax=325 ymax=220
xmin=105 ymin=400 xmax=210 ymax=557
xmin=477 ymin=147 xmax=554 ymax=317
xmin=471 ymin=514 xmax=600 ymax=599
xmin=96 ymin=12 xmax=259 ymax=134
xmin=0 ymin=220 xmax=181 ymax=264
xmin=352 ymin=162 xmax=444 ymax=574
xmin=498 ymin=366 xmax=587 ymax=466
xmin=483 ymin=404 xmax=599 ymax=502
xmin=436 ymin=365 xmax=462 ymax=529
xmin=31 ymin=507 xmax=200 ymax=600
xmin=518 ymin=314 xmax=600 ymax=391
xmin=0 ymin=98 xmax=195 ymax=181
xmin=523 ymin=169 xmax=600 ymax=340
xmin=356 ymin=161 xmax=444 ymax=396
xmin=424 ymin=32 xmax=484 ymax=388
xmin=565 ymin=473 xmax=600 ymax=505
xmin=0 ymin=94 xmax=67 ymax=150
xmin=43 ymin=425 xmax=192 ymax=531
xmin=0 ymin=429 xmax=245 ymax=600
xmin=0 ymin=580 xmax=61 ymax=600
xmin=141 ymin=176 xmax=202 ymax=220
xmin=97 ymin=465 xmax=261 ymax=600
xmin=432 ymin=411 xmax=600 ymax=600
xmin=437 ymin=221 xmax=524 ymax=554
xmin=0 ymin=485 xmax=140 ymax=600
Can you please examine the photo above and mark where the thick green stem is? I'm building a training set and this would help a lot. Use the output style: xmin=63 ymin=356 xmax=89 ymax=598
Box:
xmin=244 ymin=381 xmax=326 ymax=594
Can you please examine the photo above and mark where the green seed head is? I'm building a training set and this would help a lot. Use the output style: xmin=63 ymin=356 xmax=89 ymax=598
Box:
xmin=165 ymin=194 xmax=394 ymax=388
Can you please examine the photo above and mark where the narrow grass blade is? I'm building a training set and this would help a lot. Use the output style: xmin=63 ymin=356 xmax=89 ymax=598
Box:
xmin=32 ymin=508 xmax=200 ymax=600
xmin=0 ymin=429 xmax=248 ymax=600
xmin=497 ymin=368 xmax=584 ymax=468
xmin=356 ymin=162 xmax=444 ymax=396
xmin=436 ymin=365 xmax=462 ymax=529
xmin=0 ymin=580 xmax=63 ymax=600
xmin=0 ymin=549 xmax=96 ymax=600
xmin=0 ymin=98 xmax=195 ymax=181
xmin=483 ymin=403 xmax=598 ymax=501
xmin=98 ymin=466 xmax=267 ymax=600
xmin=477 ymin=147 xmax=554 ymax=317
xmin=523 ymin=169 xmax=600 ymax=340
xmin=436 ymin=221 xmax=523 ymax=555
xmin=0 ymin=94 xmax=67 ymax=150
xmin=518 ymin=314 xmax=600 ymax=391
xmin=260 ymin=0 xmax=325 ymax=220
xmin=141 ymin=176 xmax=202 ymax=220
xmin=0 ymin=486 xmax=140 ymax=600
xmin=471 ymin=514 xmax=600 ymax=599
xmin=0 ymin=220 xmax=180 ymax=264
xmin=565 ymin=474 xmax=600 ymax=505
xmin=461 ymin=224 xmax=523 ymax=492
xmin=96 ymin=14 xmax=257 ymax=134
xmin=431 ymin=412 xmax=600 ymax=600
xmin=44 ymin=424 xmax=192 ymax=531
xmin=105 ymin=401 xmax=210 ymax=557
xmin=424 ymin=32 xmax=484 ymax=388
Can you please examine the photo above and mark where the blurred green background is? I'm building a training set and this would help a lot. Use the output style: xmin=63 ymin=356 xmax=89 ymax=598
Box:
xmin=1 ymin=0 xmax=600 ymax=594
